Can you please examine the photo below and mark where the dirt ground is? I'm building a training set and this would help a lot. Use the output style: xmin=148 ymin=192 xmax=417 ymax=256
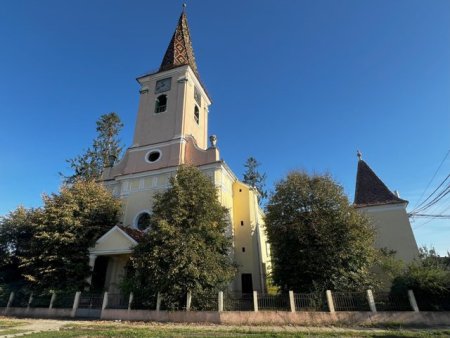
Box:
xmin=1 ymin=317 xmax=449 ymax=338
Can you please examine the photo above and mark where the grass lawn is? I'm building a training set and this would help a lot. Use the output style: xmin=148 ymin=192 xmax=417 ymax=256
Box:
xmin=23 ymin=322 xmax=450 ymax=338
xmin=0 ymin=319 xmax=29 ymax=336
xmin=0 ymin=318 xmax=26 ymax=328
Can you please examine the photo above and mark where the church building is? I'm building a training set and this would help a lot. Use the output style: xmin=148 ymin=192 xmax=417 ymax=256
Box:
xmin=86 ymin=8 xmax=419 ymax=296
xmin=354 ymin=153 xmax=419 ymax=262
xmin=88 ymin=9 xmax=271 ymax=295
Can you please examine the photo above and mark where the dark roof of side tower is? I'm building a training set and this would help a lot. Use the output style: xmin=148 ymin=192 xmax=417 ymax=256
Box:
xmin=354 ymin=159 xmax=408 ymax=207
xmin=159 ymin=11 xmax=199 ymax=77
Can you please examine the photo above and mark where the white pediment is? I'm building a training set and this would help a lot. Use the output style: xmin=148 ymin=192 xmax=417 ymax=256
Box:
xmin=90 ymin=225 xmax=138 ymax=255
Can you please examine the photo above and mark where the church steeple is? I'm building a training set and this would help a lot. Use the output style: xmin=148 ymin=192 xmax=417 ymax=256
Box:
xmin=354 ymin=158 xmax=407 ymax=207
xmin=159 ymin=10 xmax=199 ymax=77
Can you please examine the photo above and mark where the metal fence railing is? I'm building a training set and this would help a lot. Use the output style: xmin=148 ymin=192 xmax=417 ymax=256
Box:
xmin=332 ymin=292 xmax=370 ymax=311
xmin=294 ymin=293 xmax=327 ymax=311
xmin=258 ymin=294 xmax=290 ymax=311
xmin=0 ymin=291 xmax=10 ymax=307
xmin=224 ymin=293 xmax=254 ymax=311
xmin=52 ymin=293 xmax=75 ymax=308
xmin=130 ymin=292 xmax=157 ymax=310
xmin=191 ymin=295 xmax=218 ymax=311
xmin=29 ymin=294 xmax=52 ymax=308
xmin=107 ymin=293 xmax=129 ymax=309
xmin=11 ymin=292 xmax=30 ymax=308
xmin=78 ymin=293 xmax=103 ymax=309
xmin=374 ymin=292 xmax=411 ymax=311
xmin=3 ymin=289 xmax=450 ymax=313
xmin=415 ymin=293 xmax=450 ymax=311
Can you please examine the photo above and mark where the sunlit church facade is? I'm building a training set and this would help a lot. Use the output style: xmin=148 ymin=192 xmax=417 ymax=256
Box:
xmin=87 ymin=9 xmax=419 ymax=295
xmin=88 ymin=10 xmax=271 ymax=294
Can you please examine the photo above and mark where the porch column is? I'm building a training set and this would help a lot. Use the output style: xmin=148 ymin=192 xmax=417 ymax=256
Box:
xmin=86 ymin=254 xmax=97 ymax=285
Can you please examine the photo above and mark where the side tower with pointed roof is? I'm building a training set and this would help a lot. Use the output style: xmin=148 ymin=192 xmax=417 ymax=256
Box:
xmin=88 ymin=9 xmax=271 ymax=295
xmin=354 ymin=155 xmax=419 ymax=262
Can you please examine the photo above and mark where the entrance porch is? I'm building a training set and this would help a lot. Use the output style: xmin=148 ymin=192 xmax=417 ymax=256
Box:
xmin=88 ymin=225 xmax=142 ymax=293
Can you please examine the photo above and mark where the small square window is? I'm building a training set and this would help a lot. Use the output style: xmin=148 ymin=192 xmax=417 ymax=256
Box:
xmin=240 ymin=221 xmax=244 ymax=226
xmin=242 ymin=247 xmax=246 ymax=253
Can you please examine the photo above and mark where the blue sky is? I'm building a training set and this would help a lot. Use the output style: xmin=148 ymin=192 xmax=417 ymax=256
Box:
xmin=0 ymin=1 xmax=449 ymax=254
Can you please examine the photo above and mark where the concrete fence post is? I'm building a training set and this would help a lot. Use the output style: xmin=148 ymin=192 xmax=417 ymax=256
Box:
xmin=289 ymin=291 xmax=295 ymax=312
xmin=26 ymin=292 xmax=34 ymax=311
xmin=408 ymin=290 xmax=419 ymax=312
xmin=71 ymin=291 xmax=81 ymax=318
xmin=49 ymin=292 xmax=56 ymax=309
xmin=326 ymin=290 xmax=335 ymax=313
xmin=156 ymin=292 xmax=161 ymax=312
xmin=5 ymin=291 xmax=15 ymax=314
xmin=102 ymin=292 xmax=108 ymax=311
xmin=128 ymin=292 xmax=133 ymax=311
xmin=186 ymin=291 xmax=192 ymax=311
xmin=253 ymin=291 xmax=258 ymax=312
xmin=366 ymin=289 xmax=377 ymax=313
xmin=218 ymin=291 xmax=224 ymax=312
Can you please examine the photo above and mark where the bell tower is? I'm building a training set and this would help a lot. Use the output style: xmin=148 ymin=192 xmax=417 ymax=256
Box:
xmin=132 ymin=10 xmax=211 ymax=152
xmin=102 ymin=8 xmax=218 ymax=179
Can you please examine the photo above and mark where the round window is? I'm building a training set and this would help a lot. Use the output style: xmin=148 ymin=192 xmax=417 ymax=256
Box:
xmin=147 ymin=150 xmax=161 ymax=163
xmin=136 ymin=213 xmax=151 ymax=231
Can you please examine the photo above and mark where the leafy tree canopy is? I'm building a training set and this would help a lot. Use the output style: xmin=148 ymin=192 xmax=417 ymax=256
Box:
xmin=265 ymin=171 xmax=377 ymax=292
xmin=0 ymin=206 xmax=37 ymax=291
xmin=391 ymin=247 xmax=450 ymax=298
xmin=243 ymin=157 xmax=267 ymax=205
xmin=124 ymin=166 xmax=236 ymax=309
xmin=64 ymin=112 xmax=123 ymax=184
xmin=1 ymin=181 xmax=121 ymax=292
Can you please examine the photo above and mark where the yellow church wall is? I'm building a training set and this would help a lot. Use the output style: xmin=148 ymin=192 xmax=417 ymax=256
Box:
xmin=93 ymin=231 xmax=135 ymax=253
xmin=359 ymin=204 xmax=419 ymax=263
xmin=104 ymin=255 xmax=130 ymax=294
xmin=133 ymin=69 xmax=185 ymax=147
xmin=232 ymin=181 xmax=268 ymax=293
xmin=132 ymin=66 xmax=210 ymax=150
xmin=180 ymin=70 xmax=210 ymax=150
xmin=95 ymin=12 xmax=274 ymax=295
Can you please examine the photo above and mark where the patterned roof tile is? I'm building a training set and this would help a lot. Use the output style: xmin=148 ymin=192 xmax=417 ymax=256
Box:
xmin=354 ymin=159 xmax=407 ymax=207
xmin=159 ymin=11 xmax=199 ymax=77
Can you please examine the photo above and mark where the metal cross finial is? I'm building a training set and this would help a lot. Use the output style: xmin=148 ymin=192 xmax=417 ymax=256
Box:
xmin=182 ymin=3 xmax=187 ymax=11
xmin=357 ymin=150 xmax=362 ymax=161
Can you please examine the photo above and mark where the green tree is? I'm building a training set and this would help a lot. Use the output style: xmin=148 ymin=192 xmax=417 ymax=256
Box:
xmin=124 ymin=166 xmax=235 ymax=309
xmin=373 ymin=248 xmax=405 ymax=291
xmin=265 ymin=171 xmax=376 ymax=292
xmin=65 ymin=112 xmax=123 ymax=183
xmin=243 ymin=157 xmax=267 ymax=204
xmin=0 ymin=206 xmax=38 ymax=291
xmin=391 ymin=247 xmax=450 ymax=309
xmin=18 ymin=181 xmax=121 ymax=291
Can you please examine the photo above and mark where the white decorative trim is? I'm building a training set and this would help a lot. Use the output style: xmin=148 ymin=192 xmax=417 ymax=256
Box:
xmin=129 ymin=138 xmax=185 ymax=153
xmin=89 ymin=248 xmax=134 ymax=255
xmin=358 ymin=203 xmax=407 ymax=213
xmin=95 ymin=225 xmax=138 ymax=246
xmin=112 ymin=161 xmax=234 ymax=184
xmin=133 ymin=210 xmax=152 ymax=230
xmin=145 ymin=149 xmax=162 ymax=164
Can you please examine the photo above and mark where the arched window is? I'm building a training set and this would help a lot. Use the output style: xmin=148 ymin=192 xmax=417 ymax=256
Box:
xmin=135 ymin=212 xmax=151 ymax=231
xmin=194 ymin=105 xmax=199 ymax=124
xmin=155 ymin=95 xmax=167 ymax=113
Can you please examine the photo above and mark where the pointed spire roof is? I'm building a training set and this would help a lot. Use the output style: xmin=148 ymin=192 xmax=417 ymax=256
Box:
xmin=354 ymin=158 xmax=407 ymax=207
xmin=159 ymin=10 xmax=199 ymax=77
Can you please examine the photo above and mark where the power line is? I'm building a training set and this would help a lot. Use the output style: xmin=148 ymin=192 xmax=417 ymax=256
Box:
xmin=411 ymin=214 xmax=450 ymax=219
xmin=412 ymin=150 xmax=450 ymax=210
xmin=413 ymin=182 xmax=450 ymax=214
xmin=411 ymin=174 xmax=450 ymax=213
